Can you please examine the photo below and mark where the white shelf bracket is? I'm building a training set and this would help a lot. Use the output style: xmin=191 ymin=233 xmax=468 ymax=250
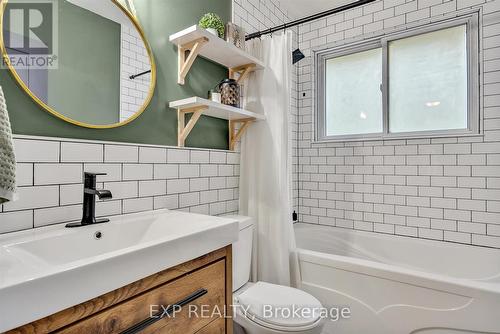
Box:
xmin=178 ymin=37 xmax=209 ymax=85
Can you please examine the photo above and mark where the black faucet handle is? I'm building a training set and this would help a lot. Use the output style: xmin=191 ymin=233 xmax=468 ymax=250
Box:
xmin=84 ymin=172 xmax=107 ymax=181
xmin=84 ymin=172 xmax=107 ymax=177
xmin=83 ymin=172 xmax=108 ymax=187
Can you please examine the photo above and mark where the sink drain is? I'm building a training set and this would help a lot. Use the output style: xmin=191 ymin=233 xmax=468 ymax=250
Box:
xmin=94 ymin=231 xmax=103 ymax=240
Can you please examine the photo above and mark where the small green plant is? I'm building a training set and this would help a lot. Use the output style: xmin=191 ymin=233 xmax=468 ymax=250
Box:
xmin=199 ymin=13 xmax=225 ymax=37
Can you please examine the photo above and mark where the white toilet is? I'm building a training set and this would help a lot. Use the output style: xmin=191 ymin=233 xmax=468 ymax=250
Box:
xmin=227 ymin=215 xmax=325 ymax=334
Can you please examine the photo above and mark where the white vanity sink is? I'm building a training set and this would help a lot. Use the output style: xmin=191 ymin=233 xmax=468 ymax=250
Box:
xmin=0 ymin=209 xmax=239 ymax=332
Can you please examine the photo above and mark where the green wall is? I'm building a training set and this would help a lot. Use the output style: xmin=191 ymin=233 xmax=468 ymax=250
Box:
xmin=48 ymin=1 xmax=120 ymax=124
xmin=0 ymin=0 xmax=231 ymax=149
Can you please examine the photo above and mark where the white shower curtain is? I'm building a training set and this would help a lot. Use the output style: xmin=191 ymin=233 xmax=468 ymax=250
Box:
xmin=239 ymin=31 xmax=300 ymax=287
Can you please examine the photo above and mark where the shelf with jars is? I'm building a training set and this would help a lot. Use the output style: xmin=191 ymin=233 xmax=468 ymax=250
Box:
xmin=169 ymin=96 xmax=265 ymax=150
xmin=169 ymin=24 xmax=265 ymax=151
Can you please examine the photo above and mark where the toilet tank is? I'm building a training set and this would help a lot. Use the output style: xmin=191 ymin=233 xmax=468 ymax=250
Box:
xmin=224 ymin=215 xmax=254 ymax=292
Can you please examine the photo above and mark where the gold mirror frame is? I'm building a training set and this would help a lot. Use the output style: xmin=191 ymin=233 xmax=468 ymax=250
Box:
xmin=0 ymin=0 xmax=156 ymax=129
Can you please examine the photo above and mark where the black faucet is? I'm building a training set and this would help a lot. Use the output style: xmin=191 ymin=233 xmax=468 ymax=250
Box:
xmin=66 ymin=172 xmax=113 ymax=228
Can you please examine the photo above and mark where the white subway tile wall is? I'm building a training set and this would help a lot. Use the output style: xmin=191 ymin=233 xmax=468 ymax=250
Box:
xmin=0 ymin=136 xmax=240 ymax=233
xmin=120 ymin=25 xmax=151 ymax=122
xmin=233 ymin=0 xmax=289 ymax=33
xmin=233 ymin=0 xmax=300 ymax=208
xmin=295 ymin=0 xmax=500 ymax=248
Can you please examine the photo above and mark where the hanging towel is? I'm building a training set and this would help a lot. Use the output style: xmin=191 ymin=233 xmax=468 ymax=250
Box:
xmin=0 ymin=86 xmax=16 ymax=204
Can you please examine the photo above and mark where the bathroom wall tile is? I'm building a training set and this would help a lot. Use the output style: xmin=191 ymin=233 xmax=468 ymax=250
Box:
xmin=354 ymin=220 xmax=373 ymax=231
xmin=14 ymin=139 xmax=59 ymax=163
xmin=123 ymin=164 xmax=153 ymax=180
xmin=60 ymin=184 xmax=84 ymax=205
xmin=209 ymin=202 xmax=227 ymax=215
xmin=201 ymin=164 xmax=218 ymax=177
xmin=139 ymin=180 xmax=167 ymax=197
xmin=34 ymin=205 xmax=82 ymax=227
xmin=210 ymin=177 xmax=226 ymax=190
xmin=3 ymin=186 xmax=59 ymax=211
xmin=104 ymin=181 xmax=138 ymax=199
xmin=231 ymin=191 xmax=239 ymax=207
xmin=200 ymin=190 xmax=218 ymax=204
xmin=153 ymin=195 xmax=179 ymax=210
xmin=179 ymin=164 xmax=200 ymax=178
xmin=218 ymin=165 xmax=234 ymax=177
xmin=190 ymin=204 xmax=210 ymax=215
xmin=167 ymin=149 xmax=190 ymax=163
xmin=444 ymin=231 xmax=472 ymax=244
xmin=374 ymin=223 xmax=395 ymax=234
xmin=458 ymin=221 xmax=486 ymax=234
xmin=395 ymin=225 xmax=418 ymax=237
xmin=227 ymin=177 xmax=239 ymax=188
xmin=472 ymin=234 xmax=500 ymax=248
xmin=154 ymin=164 xmax=178 ymax=179
xmin=487 ymin=224 xmax=500 ymax=237
xmin=61 ymin=142 xmax=103 ymax=163
xmin=104 ymin=145 xmax=138 ymax=163
xmin=0 ymin=211 xmax=33 ymax=234
xmin=16 ymin=163 xmax=33 ymax=186
xmin=210 ymin=151 xmax=226 ymax=164
xmin=418 ymin=228 xmax=443 ymax=240
xmin=190 ymin=150 xmax=210 ymax=164
xmin=123 ymin=197 xmax=153 ymax=214
xmin=84 ymin=164 xmax=122 ymax=182
xmin=139 ymin=147 xmax=167 ymax=163
xmin=167 ymin=179 xmax=190 ymax=194
xmin=227 ymin=152 xmax=240 ymax=164
xmin=34 ymin=164 xmax=83 ymax=185
xmin=96 ymin=200 xmax=122 ymax=218
xmin=179 ymin=192 xmax=200 ymax=208
xmin=190 ymin=178 xmax=209 ymax=192
xmin=218 ymin=189 xmax=234 ymax=201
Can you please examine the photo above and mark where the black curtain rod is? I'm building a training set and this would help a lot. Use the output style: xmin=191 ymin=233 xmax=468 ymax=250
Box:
xmin=245 ymin=0 xmax=376 ymax=41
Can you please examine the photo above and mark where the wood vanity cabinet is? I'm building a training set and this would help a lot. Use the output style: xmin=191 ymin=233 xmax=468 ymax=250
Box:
xmin=8 ymin=246 xmax=233 ymax=334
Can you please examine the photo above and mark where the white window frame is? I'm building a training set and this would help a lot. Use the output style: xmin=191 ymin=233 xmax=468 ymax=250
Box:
xmin=314 ymin=13 xmax=480 ymax=142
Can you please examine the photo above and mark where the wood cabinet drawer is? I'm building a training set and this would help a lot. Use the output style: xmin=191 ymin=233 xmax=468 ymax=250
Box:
xmin=196 ymin=318 xmax=225 ymax=334
xmin=58 ymin=260 xmax=226 ymax=334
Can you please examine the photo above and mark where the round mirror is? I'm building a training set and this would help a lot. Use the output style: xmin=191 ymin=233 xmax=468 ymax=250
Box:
xmin=0 ymin=0 xmax=156 ymax=128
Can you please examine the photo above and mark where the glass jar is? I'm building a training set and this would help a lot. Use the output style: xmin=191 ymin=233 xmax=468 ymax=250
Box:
xmin=218 ymin=79 xmax=240 ymax=108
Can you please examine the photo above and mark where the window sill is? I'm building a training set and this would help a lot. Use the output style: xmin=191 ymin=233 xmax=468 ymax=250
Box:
xmin=311 ymin=132 xmax=484 ymax=144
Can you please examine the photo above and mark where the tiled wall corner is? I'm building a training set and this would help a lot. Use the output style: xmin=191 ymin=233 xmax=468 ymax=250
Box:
xmin=0 ymin=136 xmax=240 ymax=234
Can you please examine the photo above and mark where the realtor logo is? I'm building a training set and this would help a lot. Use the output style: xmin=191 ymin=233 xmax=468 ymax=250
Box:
xmin=2 ymin=0 xmax=58 ymax=69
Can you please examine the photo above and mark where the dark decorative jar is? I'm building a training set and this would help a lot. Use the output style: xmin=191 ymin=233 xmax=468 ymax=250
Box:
xmin=218 ymin=79 xmax=240 ymax=108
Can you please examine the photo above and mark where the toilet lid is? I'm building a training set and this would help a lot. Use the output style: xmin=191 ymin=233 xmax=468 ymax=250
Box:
xmin=235 ymin=282 xmax=323 ymax=328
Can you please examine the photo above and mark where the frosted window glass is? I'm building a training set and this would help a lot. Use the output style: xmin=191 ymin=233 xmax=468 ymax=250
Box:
xmin=325 ymin=48 xmax=383 ymax=136
xmin=389 ymin=25 xmax=468 ymax=133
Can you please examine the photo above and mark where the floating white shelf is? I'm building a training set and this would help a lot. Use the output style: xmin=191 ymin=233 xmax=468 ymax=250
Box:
xmin=170 ymin=25 xmax=265 ymax=69
xmin=169 ymin=25 xmax=265 ymax=84
xmin=169 ymin=97 xmax=265 ymax=121
xmin=169 ymin=97 xmax=265 ymax=150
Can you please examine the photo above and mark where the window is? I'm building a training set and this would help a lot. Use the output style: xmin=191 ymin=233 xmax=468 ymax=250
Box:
xmin=325 ymin=48 xmax=383 ymax=136
xmin=389 ymin=26 xmax=468 ymax=133
xmin=315 ymin=15 xmax=479 ymax=141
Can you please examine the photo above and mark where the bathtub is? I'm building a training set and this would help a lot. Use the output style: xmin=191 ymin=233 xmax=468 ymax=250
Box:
xmin=294 ymin=223 xmax=500 ymax=334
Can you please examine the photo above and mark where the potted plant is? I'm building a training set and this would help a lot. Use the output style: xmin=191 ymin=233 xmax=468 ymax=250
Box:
xmin=199 ymin=13 xmax=225 ymax=38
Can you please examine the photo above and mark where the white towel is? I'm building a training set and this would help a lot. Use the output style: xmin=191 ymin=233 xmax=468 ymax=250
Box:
xmin=0 ymin=86 xmax=16 ymax=204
